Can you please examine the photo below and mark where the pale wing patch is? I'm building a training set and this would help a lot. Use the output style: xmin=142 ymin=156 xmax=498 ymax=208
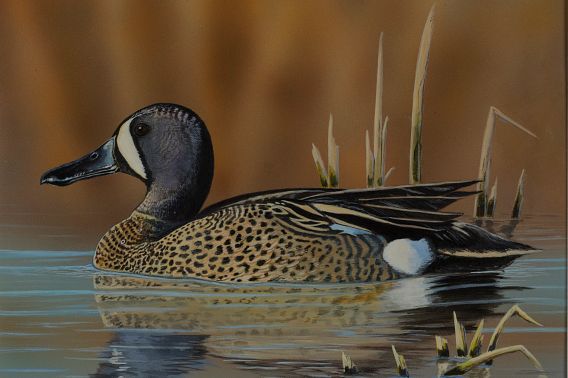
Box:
xmin=329 ymin=223 xmax=372 ymax=235
xmin=116 ymin=118 xmax=147 ymax=179
xmin=383 ymin=238 xmax=434 ymax=275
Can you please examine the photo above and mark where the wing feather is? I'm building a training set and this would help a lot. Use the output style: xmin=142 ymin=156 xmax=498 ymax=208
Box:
xmin=199 ymin=180 xmax=479 ymax=241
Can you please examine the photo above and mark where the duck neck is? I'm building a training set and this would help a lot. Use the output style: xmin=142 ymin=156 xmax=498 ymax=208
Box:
xmin=135 ymin=163 xmax=213 ymax=235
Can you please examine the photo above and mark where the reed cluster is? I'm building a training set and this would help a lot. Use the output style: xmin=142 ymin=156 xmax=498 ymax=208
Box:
xmin=341 ymin=304 xmax=544 ymax=377
xmin=311 ymin=4 xmax=536 ymax=219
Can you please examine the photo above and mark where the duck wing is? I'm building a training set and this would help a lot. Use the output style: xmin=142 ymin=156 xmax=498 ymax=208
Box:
xmin=200 ymin=179 xmax=479 ymax=216
xmin=272 ymin=189 xmax=535 ymax=255
xmin=199 ymin=180 xmax=480 ymax=241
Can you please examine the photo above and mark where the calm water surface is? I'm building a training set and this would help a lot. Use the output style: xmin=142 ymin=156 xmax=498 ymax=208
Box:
xmin=0 ymin=215 xmax=565 ymax=377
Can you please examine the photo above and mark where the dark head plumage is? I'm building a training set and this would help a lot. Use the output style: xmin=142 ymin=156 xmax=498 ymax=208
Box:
xmin=41 ymin=103 xmax=214 ymax=224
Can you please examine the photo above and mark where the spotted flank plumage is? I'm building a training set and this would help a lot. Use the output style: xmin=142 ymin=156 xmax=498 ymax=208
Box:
xmin=41 ymin=103 xmax=539 ymax=282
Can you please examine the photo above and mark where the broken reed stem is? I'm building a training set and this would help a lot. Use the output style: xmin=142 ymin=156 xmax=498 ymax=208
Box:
xmin=468 ymin=319 xmax=485 ymax=358
xmin=373 ymin=32 xmax=384 ymax=187
xmin=487 ymin=179 xmax=498 ymax=217
xmin=487 ymin=305 xmax=542 ymax=354
xmin=512 ymin=169 xmax=526 ymax=219
xmin=311 ymin=144 xmax=328 ymax=187
xmin=409 ymin=4 xmax=435 ymax=185
xmin=474 ymin=106 xmax=537 ymax=217
xmin=435 ymin=335 xmax=449 ymax=357
xmin=341 ymin=351 xmax=358 ymax=374
xmin=391 ymin=345 xmax=410 ymax=377
xmin=453 ymin=311 xmax=468 ymax=357
xmin=443 ymin=345 xmax=543 ymax=376
xmin=327 ymin=114 xmax=339 ymax=187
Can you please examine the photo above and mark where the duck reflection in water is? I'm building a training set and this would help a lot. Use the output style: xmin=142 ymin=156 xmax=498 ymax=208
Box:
xmin=91 ymin=271 xmax=528 ymax=375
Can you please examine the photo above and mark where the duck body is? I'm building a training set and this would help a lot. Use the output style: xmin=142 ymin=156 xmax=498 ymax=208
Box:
xmin=41 ymin=103 xmax=537 ymax=283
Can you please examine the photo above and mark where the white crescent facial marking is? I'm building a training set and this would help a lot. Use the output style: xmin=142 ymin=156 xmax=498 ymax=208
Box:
xmin=116 ymin=118 xmax=147 ymax=179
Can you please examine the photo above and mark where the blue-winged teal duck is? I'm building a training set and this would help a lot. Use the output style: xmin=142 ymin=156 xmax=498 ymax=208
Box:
xmin=41 ymin=103 xmax=537 ymax=282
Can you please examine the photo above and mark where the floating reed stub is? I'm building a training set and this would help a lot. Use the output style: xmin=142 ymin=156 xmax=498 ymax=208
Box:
xmin=435 ymin=335 xmax=449 ymax=358
xmin=453 ymin=311 xmax=468 ymax=357
xmin=341 ymin=351 xmax=358 ymax=375
xmin=392 ymin=345 xmax=410 ymax=377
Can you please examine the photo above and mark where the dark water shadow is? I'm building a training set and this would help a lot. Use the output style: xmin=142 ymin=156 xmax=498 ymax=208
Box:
xmin=392 ymin=272 xmax=529 ymax=334
xmin=90 ymin=331 xmax=208 ymax=378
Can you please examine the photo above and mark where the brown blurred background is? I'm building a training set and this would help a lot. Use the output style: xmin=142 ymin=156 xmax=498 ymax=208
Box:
xmin=0 ymin=0 xmax=565 ymax=249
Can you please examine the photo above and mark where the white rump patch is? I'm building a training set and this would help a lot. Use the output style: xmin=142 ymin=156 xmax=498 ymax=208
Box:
xmin=116 ymin=118 xmax=147 ymax=179
xmin=383 ymin=238 xmax=434 ymax=275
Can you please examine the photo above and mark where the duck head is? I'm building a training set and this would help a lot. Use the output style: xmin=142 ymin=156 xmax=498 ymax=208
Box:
xmin=41 ymin=103 xmax=214 ymax=224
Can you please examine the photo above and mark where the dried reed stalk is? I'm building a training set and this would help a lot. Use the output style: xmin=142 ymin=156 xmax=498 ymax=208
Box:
xmin=487 ymin=179 xmax=498 ymax=217
xmin=409 ymin=4 xmax=435 ymax=184
xmin=327 ymin=114 xmax=339 ymax=187
xmin=366 ymin=130 xmax=374 ymax=187
xmin=511 ymin=169 xmax=526 ymax=219
xmin=487 ymin=304 xmax=542 ymax=354
xmin=373 ymin=32 xmax=385 ymax=187
xmin=379 ymin=116 xmax=390 ymax=186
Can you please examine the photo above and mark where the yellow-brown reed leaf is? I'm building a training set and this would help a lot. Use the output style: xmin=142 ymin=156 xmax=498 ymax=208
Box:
xmin=468 ymin=319 xmax=485 ymax=358
xmin=443 ymin=345 xmax=543 ymax=376
xmin=311 ymin=143 xmax=328 ymax=187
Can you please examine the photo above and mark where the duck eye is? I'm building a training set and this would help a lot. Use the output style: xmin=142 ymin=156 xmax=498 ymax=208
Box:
xmin=133 ymin=123 xmax=150 ymax=137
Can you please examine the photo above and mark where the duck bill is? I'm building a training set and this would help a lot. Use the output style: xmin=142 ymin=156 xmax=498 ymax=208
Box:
xmin=40 ymin=138 xmax=118 ymax=186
